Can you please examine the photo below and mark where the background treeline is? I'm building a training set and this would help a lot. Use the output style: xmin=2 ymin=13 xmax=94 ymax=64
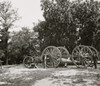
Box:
xmin=0 ymin=0 xmax=100 ymax=65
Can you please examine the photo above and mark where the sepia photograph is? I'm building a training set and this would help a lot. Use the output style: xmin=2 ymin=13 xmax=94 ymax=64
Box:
xmin=0 ymin=0 xmax=100 ymax=86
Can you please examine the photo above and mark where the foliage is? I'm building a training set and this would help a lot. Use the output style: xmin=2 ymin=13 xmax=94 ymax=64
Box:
xmin=34 ymin=0 xmax=100 ymax=52
xmin=8 ymin=27 xmax=39 ymax=64
xmin=73 ymin=0 xmax=100 ymax=46
xmin=94 ymin=31 xmax=100 ymax=51
xmin=0 ymin=49 xmax=4 ymax=58
xmin=0 ymin=1 xmax=19 ymax=64
xmin=35 ymin=0 xmax=79 ymax=52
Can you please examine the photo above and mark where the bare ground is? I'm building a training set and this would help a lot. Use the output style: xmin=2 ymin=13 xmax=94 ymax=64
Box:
xmin=0 ymin=64 xmax=100 ymax=86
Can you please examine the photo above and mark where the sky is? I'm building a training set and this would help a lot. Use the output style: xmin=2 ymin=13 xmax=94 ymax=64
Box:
xmin=0 ymin=0 xmax=45 ymax=31
xmin=0 ymin=0 xmax=100 ymax=32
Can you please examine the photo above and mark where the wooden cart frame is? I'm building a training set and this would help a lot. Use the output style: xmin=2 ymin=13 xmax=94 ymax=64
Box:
xmin=23 ymin=45 xmax=98 ymax=68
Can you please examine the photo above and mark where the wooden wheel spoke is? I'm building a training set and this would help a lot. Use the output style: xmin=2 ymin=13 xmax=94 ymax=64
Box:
xmin=45 ymin=49 xmax=51 ymax=55
xmin=81 ymin=57 xmax=90 ymax=66
xmin=73 ymin=50 xmax=79 ymax=55
xmin=53 ymin=59 xmax=60 ymax=65
xmin=25 ymin=60 xmax=32 ymax=64
xmin=49 ymin=48 xmax=53 ymax=54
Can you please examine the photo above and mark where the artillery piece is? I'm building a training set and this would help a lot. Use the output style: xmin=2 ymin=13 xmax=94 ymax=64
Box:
xmin=23 ymin=45 xmax=98 ymax=68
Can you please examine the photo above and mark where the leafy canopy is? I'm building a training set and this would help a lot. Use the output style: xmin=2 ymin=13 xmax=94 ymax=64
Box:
xmin=34 ymin=0 xmax=100 ymax=52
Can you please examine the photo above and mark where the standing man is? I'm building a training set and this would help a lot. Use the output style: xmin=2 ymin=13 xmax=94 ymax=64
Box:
xmin=92 ymin=53 xmax=98 ymax=69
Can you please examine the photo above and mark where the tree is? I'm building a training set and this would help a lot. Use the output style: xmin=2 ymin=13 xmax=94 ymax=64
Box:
xmin=35 ymin=0 xmax=79 ymax=52
xmin=0 ymin=1 xmax=19 ymax=64
xmin=35 ymin=0 xmax=100 ymax=52
xmin=8 ymin=27 xmax=39 ymax=64
xmin=73 ymin=0 xmax=100 ymax=46
xmin=94 ymin=16 xmax=100 ymax=51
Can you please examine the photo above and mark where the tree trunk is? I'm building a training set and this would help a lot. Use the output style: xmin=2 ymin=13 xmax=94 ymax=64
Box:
xmin=5 ymin=30 xmax=9 ymax=65
xmin=5 ymin=42 xmax=8 ymax=65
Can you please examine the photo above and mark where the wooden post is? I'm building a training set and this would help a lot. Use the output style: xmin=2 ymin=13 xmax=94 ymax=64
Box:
xmin=0 ymin=60 xmax=3 ymax=69
xmin=44 ymin=55 xmax=47 ymax=68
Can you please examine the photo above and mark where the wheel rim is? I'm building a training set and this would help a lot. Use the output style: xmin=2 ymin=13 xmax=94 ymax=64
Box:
xmin=57 ymin=47 xmax=70 ymax=59
xmin=23 ymin=56 xmax=33 ymax=68
xmin=41 ymin=46 xmax=62 ymax=68
xmin=72 ymin=45 xmax=93 ymax=67
xmin=88 ymin=46 xmax=98 ymax=57
xmin=88 ymin=46 xmax=98 ymax=66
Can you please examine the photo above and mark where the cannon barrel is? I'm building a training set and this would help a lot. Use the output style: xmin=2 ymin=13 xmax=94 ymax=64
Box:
xmin=41 ymin=46 xmax=71 ymax=68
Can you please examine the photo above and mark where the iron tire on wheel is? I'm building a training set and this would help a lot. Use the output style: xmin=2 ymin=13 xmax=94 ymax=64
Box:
xmin=57 ymin=47 xmax=70 ymax=59
xmin=88 ymin=46 xmax=98 ymax=57
xmin=23 ymin=56 xmax=33 ymax=68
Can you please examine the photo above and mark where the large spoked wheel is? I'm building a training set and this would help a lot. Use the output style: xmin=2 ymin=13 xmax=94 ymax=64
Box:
xmin=41 ymin=46 xmax=62 ymax=68
xmin=23 ymin=56 xmax=33 ymax=68
xmin=72 ymin=45 xmax=93 ymax=68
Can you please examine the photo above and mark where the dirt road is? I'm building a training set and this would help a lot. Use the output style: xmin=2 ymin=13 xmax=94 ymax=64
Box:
xmin=0 ymin=65 xmax=100 ymax=86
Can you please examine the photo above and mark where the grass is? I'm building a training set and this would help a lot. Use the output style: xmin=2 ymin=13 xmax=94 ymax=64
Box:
xmin=0 ymin=67 xmax=55 ymax=86
xmin=0 ymin=65 xmax=100 ymax=86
